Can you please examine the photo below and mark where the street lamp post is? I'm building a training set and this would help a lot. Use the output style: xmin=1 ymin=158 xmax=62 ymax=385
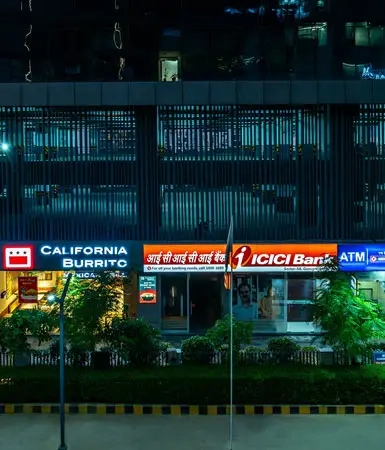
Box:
xmin=57 ymin=273 xmax=73 ymax=450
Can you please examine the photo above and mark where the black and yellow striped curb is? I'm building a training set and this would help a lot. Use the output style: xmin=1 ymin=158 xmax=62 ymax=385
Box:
xmin=1 ymin=405 xmax=385 ymax=415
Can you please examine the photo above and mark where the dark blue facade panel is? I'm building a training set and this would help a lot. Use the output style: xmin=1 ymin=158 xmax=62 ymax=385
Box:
xmin=1 ymin=81 xmax=385 ymax=106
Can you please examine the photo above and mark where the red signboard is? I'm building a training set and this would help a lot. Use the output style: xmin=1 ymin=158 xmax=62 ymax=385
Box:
xmin=18 ymin=276 xmax=38 ymax=303
xmin=143 ymin=243 xmax=337 ymax=273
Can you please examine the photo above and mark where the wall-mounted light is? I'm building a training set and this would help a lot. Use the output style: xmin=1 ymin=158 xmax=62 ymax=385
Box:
xmin=1 ymin=143 xmax=9 ymax=151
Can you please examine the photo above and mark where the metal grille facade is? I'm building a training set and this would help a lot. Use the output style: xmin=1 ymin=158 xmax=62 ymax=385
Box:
xmin=0 ymin=104 xmax=383 ymax=242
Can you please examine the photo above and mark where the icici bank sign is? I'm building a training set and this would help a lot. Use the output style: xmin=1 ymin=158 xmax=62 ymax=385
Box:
xmin=231 ymin=244 xmax=337 ymax=272
xmin=143 ymin=243 xmax=337 ymax=273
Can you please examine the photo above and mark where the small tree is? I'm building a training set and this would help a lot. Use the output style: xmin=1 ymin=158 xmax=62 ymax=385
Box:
xmin=54 ymin=271 xmax=122 ymax=352
xmin=313 ymin=258 xmax=385 ymax=361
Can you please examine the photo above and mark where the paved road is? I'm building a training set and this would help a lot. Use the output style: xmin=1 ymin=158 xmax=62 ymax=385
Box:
xmin=0 ymin=415 xmax=383 ymax=450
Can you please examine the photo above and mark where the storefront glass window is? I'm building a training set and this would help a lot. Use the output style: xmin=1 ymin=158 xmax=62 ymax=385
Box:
xmin=232 ymin=274 xmax=286 ymax=333
xmin=354 ymin=273 xmax=385 ymax=309
xmin=161 ymin=275 xmax=188 ymax=331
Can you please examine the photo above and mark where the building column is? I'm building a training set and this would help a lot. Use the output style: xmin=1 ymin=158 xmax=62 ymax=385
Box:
xmin=326 ymin=105 xmax=360 ymax=239
xmin=135 ymin=106 xmax=160 ymax=240
xmin=327 ymin=16 xmax=345 ymax=79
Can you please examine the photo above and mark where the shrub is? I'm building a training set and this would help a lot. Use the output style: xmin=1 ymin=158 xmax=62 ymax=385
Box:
xmin=2 ymin=365 xmax=385 ymax=405
xmin=267 ymin=337 xmax=300 ymax=363
xmin=206 ymin=314 xmax=253 ymax=353
xmin=104 ymin=317 xmax=161 ymax=367
xmin=159 ymin=341 xmax=173 ymax=352
xmin=181 ymin=336 xmax=215 ymax=365
xmin=301 ymin=346 xmax=318 ymax=352
xmin=0 ymin=309 xmax=56 ymax=353
xmin=239 ymin=346 xmax=270 ymax=365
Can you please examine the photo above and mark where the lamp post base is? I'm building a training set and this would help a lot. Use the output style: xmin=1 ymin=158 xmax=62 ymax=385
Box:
xmin=58 ymin=445 xmax=67 ymax=450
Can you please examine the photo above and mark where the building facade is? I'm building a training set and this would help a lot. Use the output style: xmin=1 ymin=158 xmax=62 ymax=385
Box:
xmin=1 ymin=0 xmax=385 ymax=335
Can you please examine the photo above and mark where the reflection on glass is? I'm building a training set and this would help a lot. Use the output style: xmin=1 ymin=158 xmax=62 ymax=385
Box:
xmin=232 ymin=276 xmax=286 ymax=333
xmin=259 ymin=285 xmax=284 ymax=321
xmin=233 ymin=280 xmax=257 ymax=322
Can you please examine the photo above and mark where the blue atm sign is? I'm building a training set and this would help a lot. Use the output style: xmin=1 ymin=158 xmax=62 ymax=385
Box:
xmin=338 ymin=244 xmax=385 ymax=271
xmin=373 ymin=352 xmax=385 ymax=364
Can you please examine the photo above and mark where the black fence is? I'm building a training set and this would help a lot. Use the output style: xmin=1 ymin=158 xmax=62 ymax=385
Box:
xmin=0 ymin=349 xmax=374 ymax=368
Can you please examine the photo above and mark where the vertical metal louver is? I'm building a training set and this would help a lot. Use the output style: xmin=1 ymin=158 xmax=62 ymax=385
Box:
xmin=0 ymin=104 xmax=383 ymax=242
xmin=0 ymin=107 xmax=137 ymax=241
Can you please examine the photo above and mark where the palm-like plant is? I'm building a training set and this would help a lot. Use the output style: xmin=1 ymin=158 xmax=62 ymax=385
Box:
xmin=313 ymin=258 xmax=385 ymax=361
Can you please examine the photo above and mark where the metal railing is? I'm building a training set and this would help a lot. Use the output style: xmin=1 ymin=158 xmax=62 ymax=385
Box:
xmin=0 ymin=349 xmax=374 ymax=368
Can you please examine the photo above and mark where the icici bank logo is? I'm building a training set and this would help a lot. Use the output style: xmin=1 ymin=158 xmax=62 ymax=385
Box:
xmin=232 ymin=246 xmax=253 ymax=269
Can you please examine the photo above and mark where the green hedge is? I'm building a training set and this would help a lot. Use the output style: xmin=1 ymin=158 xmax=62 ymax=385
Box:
xmin=1 ymin=365 xmax=385 ymax=404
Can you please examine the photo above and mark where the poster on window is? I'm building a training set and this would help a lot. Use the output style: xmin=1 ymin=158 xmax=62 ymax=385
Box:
xmin=139 ymin=276 xmax=157 ymax=304
xmin=232 ymin=275 xmax=286 ymax=332
xmin=18 ymin=276 xmax=38 ymax=303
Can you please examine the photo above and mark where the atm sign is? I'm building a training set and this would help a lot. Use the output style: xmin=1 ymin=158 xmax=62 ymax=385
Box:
xmin=338 ymin=244 xmax=385 ymax=272
xmin=339 ymin=251 xmax=366 ymax=263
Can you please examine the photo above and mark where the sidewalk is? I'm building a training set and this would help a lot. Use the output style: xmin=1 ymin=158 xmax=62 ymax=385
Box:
xmin=0 ymin=415 xmax=384 ymax=450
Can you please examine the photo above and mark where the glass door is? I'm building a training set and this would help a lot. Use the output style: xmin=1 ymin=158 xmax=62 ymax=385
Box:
xmin=160 ymin=275 xmax=189 ymax=333
xmin=255 ymin=274 xmax=287 ymax=333
xmin=189 ymin=274 xmax=222 ymax=333
xmin=286 ymin=274 xmax=317 ymax=332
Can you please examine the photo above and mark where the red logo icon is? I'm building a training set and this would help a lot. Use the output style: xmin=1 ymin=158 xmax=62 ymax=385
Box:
xmin=2 ymin=245 xmax=35 ymax=270
xmin=370 ymin=256 xmax=377 ymax=263
xmin=231 ymin=245 xmax=253 ymax=269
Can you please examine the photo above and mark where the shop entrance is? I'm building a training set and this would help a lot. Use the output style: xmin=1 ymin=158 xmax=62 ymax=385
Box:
xmin=189 ymin=275 xmax=222 ymax=333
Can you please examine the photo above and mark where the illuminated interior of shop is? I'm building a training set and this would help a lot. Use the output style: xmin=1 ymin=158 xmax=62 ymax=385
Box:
xmin=353 ymin=272 xmax=385 ymax=308
xmin=158 ymin=271 xmax=385 ymax=335
xmin=0 ymin=270 xmax=139 ymax=319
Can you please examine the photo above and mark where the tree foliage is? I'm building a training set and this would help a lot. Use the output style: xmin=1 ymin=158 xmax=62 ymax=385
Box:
xmin=54 ymin=272 xmax=122 ymax=351
xmin=0 ymin=308 xmax=56 ymax=352
xmin=313 ymin=258 xmax=385 ymax=358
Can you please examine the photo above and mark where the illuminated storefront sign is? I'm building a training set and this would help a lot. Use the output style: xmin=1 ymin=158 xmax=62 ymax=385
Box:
xmin=139 ymin=276 xmax=157 ymax=304
xmin=0 ymin=242 xmax=131 ymax=271
xmin=361 ymin=65 xmax=385 ymax=80
xmin=63 ymin=271 xmax=128 ymax=279
xmin=338 ymin=244 xmax=385 ymax=272
xmin=40 ymin=245 xmax=129 ymax=269
xmin=3 ymin=245 xmax=34 ymax=270
xmin=143 ymin=244 xmax=337 ymax=273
